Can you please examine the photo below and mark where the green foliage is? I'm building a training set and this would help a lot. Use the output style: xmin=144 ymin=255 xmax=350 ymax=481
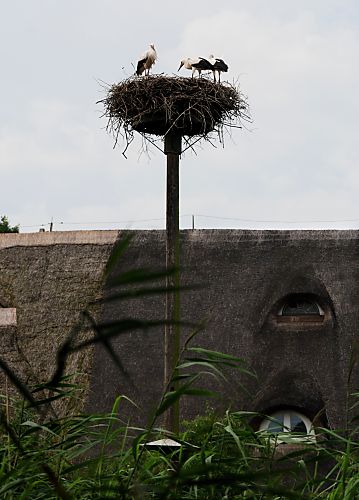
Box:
xmin=182 ymin=407 xmax=219 ymax=446
xmin=0 ymin=215 xmax=19 ymax=233
xmin=1 ymin=394 xmax=358 ymax=498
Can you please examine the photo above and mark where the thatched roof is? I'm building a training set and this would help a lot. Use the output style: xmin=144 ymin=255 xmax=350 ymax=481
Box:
xmin=98 ymin=75 xmax=250 ymax=152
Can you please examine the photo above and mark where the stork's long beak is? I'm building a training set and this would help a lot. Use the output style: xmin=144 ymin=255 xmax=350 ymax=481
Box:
xmin=178 ymin=62 xmax=183 ymax=71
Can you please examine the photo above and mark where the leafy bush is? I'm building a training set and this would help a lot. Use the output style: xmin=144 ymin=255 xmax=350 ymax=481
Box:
xmin=0 ymin=215 xmax=19 ymax=233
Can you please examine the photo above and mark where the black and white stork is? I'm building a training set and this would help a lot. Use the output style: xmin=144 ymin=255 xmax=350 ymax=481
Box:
xmin=136 ymin=44 xmax=157 ymax=76
xmin=178 ymin=57 xmax=213 ymax=77
xmin=211 ymin=56 xmax=228 ymax=83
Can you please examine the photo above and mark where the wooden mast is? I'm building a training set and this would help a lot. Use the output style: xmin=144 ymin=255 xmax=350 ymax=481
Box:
xmin=164 ymin=131 xmax=182 ymax=433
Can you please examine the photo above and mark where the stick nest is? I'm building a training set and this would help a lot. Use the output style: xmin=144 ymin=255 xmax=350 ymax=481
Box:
xmin=99 ymin=75 xmax=250 ymax=154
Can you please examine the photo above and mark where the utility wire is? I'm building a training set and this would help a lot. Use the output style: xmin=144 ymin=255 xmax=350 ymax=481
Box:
xmin=195 ymin=214 xmax=359 ymax=224
xmin=20 ymin=217 xmax=168 ymax=228
xmin=19 ymin=213 xmax=359 ymax=229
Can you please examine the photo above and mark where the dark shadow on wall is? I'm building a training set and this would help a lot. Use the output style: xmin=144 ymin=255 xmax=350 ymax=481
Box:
xmin=251 ymin=369 xmax=328 ymax=429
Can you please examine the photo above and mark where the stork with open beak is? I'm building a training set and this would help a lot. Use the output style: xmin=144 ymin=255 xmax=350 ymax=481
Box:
xmin=136 ymin=44 xmax=157 ymax=76
xmin=178 ymin=57 xmax=213 ymax=78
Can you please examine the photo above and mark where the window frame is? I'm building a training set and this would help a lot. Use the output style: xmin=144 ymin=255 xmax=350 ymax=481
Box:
xmin=276 ymin=294 xmax=325 ymax=324
xmin=259 ymin=409 xmax=316 ymax=444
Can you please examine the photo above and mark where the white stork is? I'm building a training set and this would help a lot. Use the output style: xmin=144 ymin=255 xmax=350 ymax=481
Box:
xmin=136 ymin=44 xmax=157 ymax=76
xmin=178 ymin=57 xmax=213 ymax=77
xmin=210 ymin=56 xmax=228 ymax=83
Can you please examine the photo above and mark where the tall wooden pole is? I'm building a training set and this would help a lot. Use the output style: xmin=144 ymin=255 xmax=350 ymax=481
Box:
xmin=164 ymin=131 xmax=182 ymax=433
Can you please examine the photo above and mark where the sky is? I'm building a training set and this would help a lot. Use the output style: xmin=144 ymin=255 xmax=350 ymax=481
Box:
xmin=1 ymin=0 xmax=359 ymax=232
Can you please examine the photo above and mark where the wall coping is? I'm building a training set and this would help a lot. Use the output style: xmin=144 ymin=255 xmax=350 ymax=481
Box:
xmin=1 ymin=229 xmax=358 ymax=250
xmin=0 ymin=230 xmax=120 ymax=249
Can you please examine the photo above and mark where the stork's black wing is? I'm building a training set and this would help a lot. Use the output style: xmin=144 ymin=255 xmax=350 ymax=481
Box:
xmin=196 ymin=57 xmax=214 ymax=70
xmin=214 ymin=59 xmax=228 ymax=72
xmin=136 ymin=58 xmax=147 ymax=76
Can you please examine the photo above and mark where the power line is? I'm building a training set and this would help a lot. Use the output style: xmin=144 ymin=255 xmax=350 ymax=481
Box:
xmin=19 ymin=213 xmax=359 ymax=229
xmin=20 ymin=217 xmax=168 ymax=228
xmin=196 ymin=214 xmax=359 ymax=224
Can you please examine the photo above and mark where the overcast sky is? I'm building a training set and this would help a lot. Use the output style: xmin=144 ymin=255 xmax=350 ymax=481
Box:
xmin=1 ymin=0 xmax=359 ymax=232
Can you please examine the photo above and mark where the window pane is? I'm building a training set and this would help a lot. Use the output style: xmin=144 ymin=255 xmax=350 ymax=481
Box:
xmin=282 ymin=299 xmax=320 ymax=316
xmin=290 ymin=414 xmax=307 ymax=433
xmin=267 ymin=414 xmax=284 ymax=433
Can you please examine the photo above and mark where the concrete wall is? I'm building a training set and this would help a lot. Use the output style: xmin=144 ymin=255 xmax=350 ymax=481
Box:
xmin=0 ymin=229 xmax=358 ymax=429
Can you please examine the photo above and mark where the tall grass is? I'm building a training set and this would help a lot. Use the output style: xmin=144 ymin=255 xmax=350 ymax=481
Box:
xmin=0 ymin=234 xmax=358 ymax=498
xmin=0 ymin=394 xmax=358 ymax=498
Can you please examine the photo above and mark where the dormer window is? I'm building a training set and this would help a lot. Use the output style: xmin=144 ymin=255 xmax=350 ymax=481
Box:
xmin=259 ymin=409 xmax=315 ymax=443
xmin=277 ymin=294 xmax=324 ymax=323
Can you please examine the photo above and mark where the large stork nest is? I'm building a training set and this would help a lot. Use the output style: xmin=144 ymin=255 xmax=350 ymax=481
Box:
xmin=98 ymin=75 xmax=250 ymax=154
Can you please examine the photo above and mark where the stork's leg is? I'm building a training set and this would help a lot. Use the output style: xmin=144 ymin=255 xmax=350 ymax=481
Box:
xmin=212 ymin=70 xmax=216 ymax=83
xmin=218 ymin=71 xmax=221 ymax=83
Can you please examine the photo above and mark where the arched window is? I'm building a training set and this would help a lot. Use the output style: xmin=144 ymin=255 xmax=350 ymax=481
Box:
xmin=259 ymin=409 xmax=315 ymax=442
xmin=277 ymin=294 xmax=324 ymax=323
